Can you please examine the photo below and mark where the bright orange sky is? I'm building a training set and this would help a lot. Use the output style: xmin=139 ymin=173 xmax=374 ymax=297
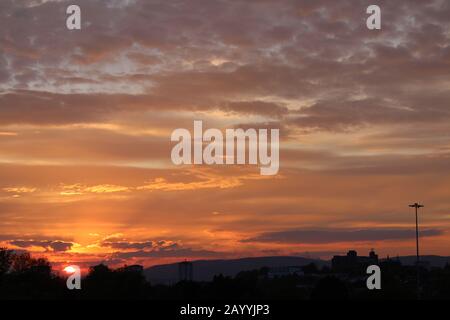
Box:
xmin=1 ymin=0 xmax=449 ymax=269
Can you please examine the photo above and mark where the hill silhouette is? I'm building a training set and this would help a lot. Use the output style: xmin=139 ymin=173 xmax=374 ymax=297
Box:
xmin=2 ymin=248 xmax=450 ymax=299
xmin=144 ymin=255 xmax=450 ymax=284
xmin=390 ymin=255 xmax=450 ymax=268
xmin=144 ymin=256 xmax=327 ymax=284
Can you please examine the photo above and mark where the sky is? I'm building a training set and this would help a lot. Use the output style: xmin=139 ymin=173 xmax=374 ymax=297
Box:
xmin=1 ymin=0 xmax=450 ymax=270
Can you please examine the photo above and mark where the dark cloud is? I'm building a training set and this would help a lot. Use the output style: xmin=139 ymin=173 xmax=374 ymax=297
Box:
xmin=0 ymin=91 xmax=135 ymax=125
xmin=100 ymin=237 xmax=183 ymax=252
xmin=0 ymin=234 xmax=74 ymax=252
xmin=97 ymin=235 xmax=222 ymax=259
xmin=242 ymin=228 xmax=444 ymax=244
xmin=111 ymin=248 xmax=222 ymax=259
xmin=8 ymin=240 xmax=74 ymax=252
xmin=290 ymin=97 xmax=450 ymax=131
xmin=101 ymin=239 xmax=154 ymax=250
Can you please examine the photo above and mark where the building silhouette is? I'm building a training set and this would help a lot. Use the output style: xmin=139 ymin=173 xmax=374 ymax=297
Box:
xmin=332 ymin=250 xmax=379 ymax=273
xmin=178 ymin=261 xmax=193 ymax=282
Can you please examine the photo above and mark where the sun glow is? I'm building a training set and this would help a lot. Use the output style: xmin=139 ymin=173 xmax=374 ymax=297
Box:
xmin=64 ymin=266 xmax=77 ymax=274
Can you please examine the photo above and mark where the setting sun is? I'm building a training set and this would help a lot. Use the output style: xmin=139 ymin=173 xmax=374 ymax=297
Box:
xmin=64 ymin=266 xmax=77 ymax=274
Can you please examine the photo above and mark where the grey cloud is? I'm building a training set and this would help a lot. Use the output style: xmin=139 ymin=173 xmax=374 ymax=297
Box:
xmin=8 ymin=239 xmax=74 ymax=252
xmin=101 ymin=240 xmax=154 ymax=250
xmin=290 ymin=97 xmax=450 ymax=131
xmin=0 ymin=234 xmax=74 ymax=252
xmin=1 ymin=0 xmax=449 ymax=132
xmin=100 ymin=238 xmax=182 ymax=251
xmin=111 ymin=248 xmax=222 ymax=259
xmin=222 ymin=101 xmax=289 ymax=118
xmin=242 ymin=228 xmax=444 ymax=244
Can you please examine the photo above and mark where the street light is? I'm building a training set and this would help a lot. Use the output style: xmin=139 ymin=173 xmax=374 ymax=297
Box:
xmin=409 ymin=202 xmax=424 ymax=299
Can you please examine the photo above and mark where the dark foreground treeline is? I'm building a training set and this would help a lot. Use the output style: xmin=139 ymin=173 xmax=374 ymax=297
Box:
xmin=1 ymin=248 xmax=450 ymax=300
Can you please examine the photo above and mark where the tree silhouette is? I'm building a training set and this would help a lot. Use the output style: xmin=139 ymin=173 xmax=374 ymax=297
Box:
xmin=83 ymin=263 xmax=150 ymax=299
xmin=0 ymin=249 xmax=60 ymax=299
xmin=1 ymin=248 xmax=450 ymax=300
xmin=0 ymin=248 xmax=14 ymax=276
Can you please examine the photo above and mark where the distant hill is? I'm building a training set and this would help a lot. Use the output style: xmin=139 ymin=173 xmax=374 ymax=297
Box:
xmin=144 ymin=255 xmax=450 ymax=284
xmin=389 ymin=255 xmax=450 ymax=268
xmin=144 ymin=256 xmax=327 ymax=284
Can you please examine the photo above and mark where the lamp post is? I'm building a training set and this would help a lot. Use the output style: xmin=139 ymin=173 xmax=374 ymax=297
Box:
xmin=409 ymin=202 xmax=424 ymax=299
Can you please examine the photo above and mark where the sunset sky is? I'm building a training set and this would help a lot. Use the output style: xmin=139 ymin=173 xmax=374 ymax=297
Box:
xmin=1 ymin=0 xmax=450 ymax=270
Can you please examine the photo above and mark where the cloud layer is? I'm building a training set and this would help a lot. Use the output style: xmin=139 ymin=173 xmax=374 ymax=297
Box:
xmin=1 ymin=0 xmax=450 ymax=264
